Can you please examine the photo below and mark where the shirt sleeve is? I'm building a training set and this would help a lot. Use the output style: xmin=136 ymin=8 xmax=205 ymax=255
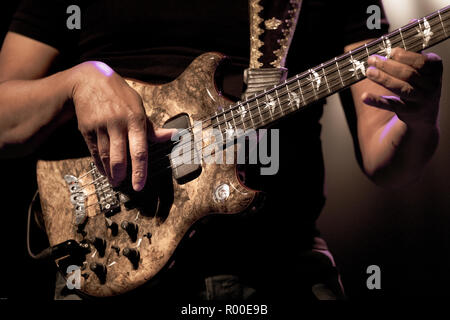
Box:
xmin=8 ymin=0 xmax=74 ymax=52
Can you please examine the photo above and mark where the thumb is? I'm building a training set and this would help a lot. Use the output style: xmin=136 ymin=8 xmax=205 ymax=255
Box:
xmin=146 ymin=119 xmax=177 ymax=143
xmin=363 ymin=92 xmax=405 ymax=113
xmin=152 ymin=127 xmax=177 ymax=142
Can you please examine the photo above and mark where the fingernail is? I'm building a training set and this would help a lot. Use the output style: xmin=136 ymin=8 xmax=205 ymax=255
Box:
xmin=133 ymin=171 xmax=145 ymax=191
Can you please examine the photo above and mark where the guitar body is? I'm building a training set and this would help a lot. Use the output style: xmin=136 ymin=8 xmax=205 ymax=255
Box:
xmin=34 ymin=4 xmax=450 ymax=297
xmin=36 ymin=52 xmax=259 ymax=297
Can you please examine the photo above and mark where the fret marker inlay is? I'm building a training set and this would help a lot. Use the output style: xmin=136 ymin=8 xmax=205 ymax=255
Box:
xmin=237 ymin=104 xmax=247 ymax=119
xmin=308 ymin=69 xmax=321 ymax=90
xmin=288 ymin=91 xmax=301 ymax=109
xmin=264 ymin=94 xmax=277 ymax=114
xmin=349 ymin=58 xmax=366 ymax=77
xmin=214 ymin=5 xmax=449 ymax=135
xmin=225 ymin=122 xmax=235 ymax=140
xmin=416 ymin=17 xmax=433 ymax=48
xmin=379 ymin=37 xmax=392 ymax=58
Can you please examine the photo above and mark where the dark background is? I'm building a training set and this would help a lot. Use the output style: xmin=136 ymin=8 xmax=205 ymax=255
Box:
xmin=0 ymin=0 xmax=449 ymax=301
xmin=318 ymin=0 xmax=450 ymax=300
xmin=0 ymin=1 xmax=56 ymax=301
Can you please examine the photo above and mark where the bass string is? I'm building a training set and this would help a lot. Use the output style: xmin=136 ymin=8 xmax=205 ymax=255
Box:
xmin=150 ymin=27 xmax=450 ymax=177
xmin=75 ymin=12 xmax=450 ymax=180
xmin=145 ymin=15 xmax=450 ymax=166
xmin=148 ymin=31 xmax=449 ymax=176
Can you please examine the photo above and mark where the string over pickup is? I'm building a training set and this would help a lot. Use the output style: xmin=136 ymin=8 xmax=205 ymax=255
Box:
xmin=89 ymin=162 xmax=121 ymax=217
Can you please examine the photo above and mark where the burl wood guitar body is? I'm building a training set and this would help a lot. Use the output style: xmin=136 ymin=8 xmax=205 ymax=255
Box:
xmin=36 ymin=52 xmax=259 ymax=297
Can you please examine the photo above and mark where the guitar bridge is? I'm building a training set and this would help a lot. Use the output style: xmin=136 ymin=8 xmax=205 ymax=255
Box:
xmin=89 ymin=162 xmax=121 ymax=217
xmin=64 ymin=174 xmax=87 ymax=226
xmin=64 ymin=163 xmax=121 ymax=225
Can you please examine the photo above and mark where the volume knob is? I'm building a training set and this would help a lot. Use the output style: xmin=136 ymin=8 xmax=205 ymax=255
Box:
xmin=121 ymin=220 xmax=138 ymax=242
xmin=122 ymin=247 xmax=140 ymax=269
xmin=90 ymin=237 xmax=107 ymax=257
xmin=90 ymin=262 xmax=107 ymax=284
xmin=105 ymin=217 xmax=118 ymax=236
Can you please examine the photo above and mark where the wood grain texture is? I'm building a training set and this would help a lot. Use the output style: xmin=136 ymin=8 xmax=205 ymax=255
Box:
xmin=36 ymin=52 xmax=260 ymax=297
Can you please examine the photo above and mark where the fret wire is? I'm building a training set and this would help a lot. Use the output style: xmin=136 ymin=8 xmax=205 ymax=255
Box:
xmin=215 ymin=111 xmax=225 ymax=142
xmin=304 ymin=29 xmax=445 ymax=96
xmin=401 ymin=15 xmax=444 ymax=41
xmin=310 ymin=69 xmax=319 ymax=100
xmin=263 ymin=89 xmax=274 ymax=120
xmin=246 ymin=101 xmax=256 ymax=129
xmin=443 ymin=10 xmax=450 ymax=28
xmin=292 ymin=81 xmax=301 ymax=110
xmin=210 ymin=13 xmax=450 ymax=132
xmin=292 ymin=82 xmax=301 ymax=110
xmin=205 ymin=30 xmax=443 ymax=158
xmin=219 ymin=19 xmax=440 ymax=132
xmin=376 ymin=16 xmax=444 ymax=52
xmin=322 ymin=64 xmax=331 ymax=93
xmin=289 ymin=32 xmax=440 ymax=101
xmin=241 ymin=105 xmax=247 ymax=131
xmin=222 ymin=111 xmax=231 ymax=137
xmin=404 ymin=23 xmax=448 ymax=49
xmin=285 ymin=81 xmax=295 ymax=111
xmin=301 ymin=33 xmax=435 ymax=96
xmin=288 ymin=86 xmax=298 ymax=111
xmin=393 ymin=32 xmax=407 ymax=51
xmin=169 ymin=13 xmax=450 ymax=165
xmin=230 ymin=105 xmax=238 ymax=131
xmin=268 ymin=25 xmax=446 ymax=110
xmin=255 ymin=97 xmax=265 ymax=127
xmin=327 ymin=14 xmax=450 ymax=89
xmin=334 ymin=57 xmax=344 ymax=88
xmin=418 ymin=18 xmax=424 ymax=42
xmin=277 ymin=19 xmax=448 ymax=121
xmin=399 ymin=27 xmax=407 ymax=50
xmin=297 ymin=76 xmax=305 ymax=106
xmin=349 ymin=51 xmax=360 ymax=80
xmin=330 ymin=18 xmax=447 ymax=81
xmin=381 ymin=35 xmax=387 ymax=57
xmin=396 ymin=22 xmax=446 ymax=50
xmin=438 ymin=9 xmax=448 ymax=37
xmin=364 ymin=43 xmax=370 ymax=59
xmin=274 ymin=87 xmax=284 ymax=116
xmin=394 ymin=27 xmax=416 ymax=43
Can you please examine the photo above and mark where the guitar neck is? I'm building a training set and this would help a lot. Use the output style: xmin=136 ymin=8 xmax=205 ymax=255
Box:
xmin=212 ymin=5 xmax=450 ymax=135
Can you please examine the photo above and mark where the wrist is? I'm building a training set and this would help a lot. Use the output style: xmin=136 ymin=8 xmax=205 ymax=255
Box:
xmin=67 ymin=61 xmax=115 ymax=100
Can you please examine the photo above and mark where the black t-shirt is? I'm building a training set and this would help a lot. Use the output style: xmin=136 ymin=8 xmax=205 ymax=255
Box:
xmin=9 ymin=0 xmax=388 ymax=284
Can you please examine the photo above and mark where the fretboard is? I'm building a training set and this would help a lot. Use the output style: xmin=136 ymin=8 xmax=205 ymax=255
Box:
xmin=211 ymin=5 xmax=450 ymax=138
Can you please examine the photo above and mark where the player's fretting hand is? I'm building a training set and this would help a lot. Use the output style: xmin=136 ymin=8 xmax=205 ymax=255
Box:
xmin=364 ymin=47 xmax=443 ymax=127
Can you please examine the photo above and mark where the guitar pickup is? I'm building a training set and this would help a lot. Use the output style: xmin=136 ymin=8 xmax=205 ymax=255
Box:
xmin=163 ymin=113 xmax=202 ymax=184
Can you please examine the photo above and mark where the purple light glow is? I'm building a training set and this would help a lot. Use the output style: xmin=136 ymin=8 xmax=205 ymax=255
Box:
xmin=91 ymin=61 xmax=114 ymax=77
xmin=380 ymin=115 xmax=399 ymax=142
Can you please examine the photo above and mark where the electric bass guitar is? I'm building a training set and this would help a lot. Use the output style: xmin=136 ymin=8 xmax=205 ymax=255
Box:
xmin=34 ymin=6 xmax=450 ymax=297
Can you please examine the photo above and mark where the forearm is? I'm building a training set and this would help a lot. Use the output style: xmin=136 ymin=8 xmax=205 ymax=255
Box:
xmin=0 ymin=69 xmax=77 ymax=157
xmin=343 ymin=38 xmax=442 ymax=188
xmin=361 ymin=111 xmax=439 ymax=188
